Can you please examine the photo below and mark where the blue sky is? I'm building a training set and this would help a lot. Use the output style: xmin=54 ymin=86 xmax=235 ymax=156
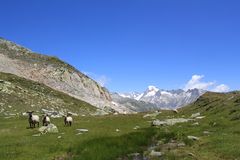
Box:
xmin=1 ymin=0 xmax=239 ymax=92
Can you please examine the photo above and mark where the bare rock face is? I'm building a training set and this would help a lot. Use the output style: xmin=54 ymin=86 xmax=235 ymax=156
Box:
xmin=0 ymin=38 xmax=112 ymax=109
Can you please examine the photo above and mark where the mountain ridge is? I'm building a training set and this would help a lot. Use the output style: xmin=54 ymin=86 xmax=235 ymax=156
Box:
xmin=114 ymin=85 xmax=206 ymax=111
xmin=0 ymin=38 xmax=114 ymax=111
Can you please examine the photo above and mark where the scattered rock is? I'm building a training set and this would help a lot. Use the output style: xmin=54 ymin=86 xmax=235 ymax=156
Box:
xmin=203 ymin=131 xmax=211 ymax=135
xmin=76 ymin=129 xmax=88 ymax=135
xmin=192 ymin=122 xmax=199 ymax=126
xmin=76 ymin=129 xmax=88 ymax=132
xmin=91 ymin=109 xmax=109 ymax=116
xmin=149 ymin=150 xmax=162 ymax=157
xmin=152 ymin=120 xmax=167 ymax=126
xmin=128 ymin=153 xmax=140 ymax=157
xmin=191 ymin=113 xmax=200 ymax=118
xmin=4 ymin=116 xmax=13 ymax=119
xmin=76 ymin=133 xmax=83 ymax=135
xmin=196 ymin=116 xmax=205 ymax=119
xmin=187 ymin=136 xmax=200 ymax=141
xmin=57 ymin=136 xmax=62 ymax=139
xmin=38 ymin=124 xmax=58 ymax=134
xmin=32 ymin=133 xmax=41 ymax=137
xmin=133 ymin=126 xmax=140 ymax=130
xmin=148 ymin=146 xmax=158 ymax=151
xmin=143 ymin=112 xmax=161 ymax=118
xmin=177 ymin=142 xmax=186 ymax=147
xmin=68 ymin=112 xmax=78 ymax=116
xmin=152 ymin=118 xmax=193 ymax=126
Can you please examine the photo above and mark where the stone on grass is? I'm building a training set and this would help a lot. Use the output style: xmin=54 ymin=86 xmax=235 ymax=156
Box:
xmin=38 ymin=124 xmax=58 ymax=134
xmin=76 ymin=129 xmax=89 ymax=135
xmin=143 ymin=112 xmax=161 ymax=118
xmin=149 ymin=150 xmax=162 ymax=157
xmin=187 ymin=136 xmax=200 ymax=141
xmin=203 ymin=131 xmax=211 ymax=135
xmin=191 ymin=113 xmax=200 ymax=118
xmin=32 ymin=133 xmax=41 ymax=137
xmin=196 ymin=116 xmax=205 ymax=119
xmin=76 ymin=129 xmax=88 ymax=132
xmin=133 ymin=126 xmax=140 ymax=130
xmin=177 ymin=142 xmax=186 ymax=147
xmin=192 ymin=122 xmax=199 ymax=126
xmin=152 ymin=118 xmax=192 ymax=126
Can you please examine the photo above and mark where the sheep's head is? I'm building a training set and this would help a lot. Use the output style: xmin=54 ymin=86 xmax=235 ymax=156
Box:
xmin=27 ymin=111 xmax=34 ymax=117
xmin=67 ymin=113 xmax=72 ymax=117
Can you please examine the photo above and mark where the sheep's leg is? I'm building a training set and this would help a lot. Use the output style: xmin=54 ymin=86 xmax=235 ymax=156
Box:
xmin=37 ymin=122 xmax=39 ymax=127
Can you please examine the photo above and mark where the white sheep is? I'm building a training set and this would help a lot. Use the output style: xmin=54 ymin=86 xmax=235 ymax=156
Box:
xmin=42 ymin=114 xmax=51 ymax=126
xmin=27 ymin=111 xmax=40 ymax=128
xmin=64 ymin=113 xmax=73 ymax=126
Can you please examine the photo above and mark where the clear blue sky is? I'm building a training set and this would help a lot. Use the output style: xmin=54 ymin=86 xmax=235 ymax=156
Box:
xmin=1 ymin=0 xmax=239 ymax=92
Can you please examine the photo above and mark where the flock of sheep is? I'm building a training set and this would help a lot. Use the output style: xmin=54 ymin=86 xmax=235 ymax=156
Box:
xmin=27 ymin=111 xmax=73 ymax=128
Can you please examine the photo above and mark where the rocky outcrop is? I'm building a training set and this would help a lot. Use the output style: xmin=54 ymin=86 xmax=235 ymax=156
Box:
xmin=0 ymin=38 xmax=112 ymax=109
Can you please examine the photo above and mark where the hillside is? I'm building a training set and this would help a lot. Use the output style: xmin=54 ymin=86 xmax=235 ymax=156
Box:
xmin=0 ymin=72 xmax=96 ymax=116
xmin=0 ymin=38 xmax=113 ymax=110
xmin=179 ymin=91 xmax=240 ymax=119
xmin=1 ymin=91 xmax=240 ymax=159
xmin=148 ymin=91 xmax=240 ymax=159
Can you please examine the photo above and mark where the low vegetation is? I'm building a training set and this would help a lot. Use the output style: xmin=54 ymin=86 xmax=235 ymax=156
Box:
xmin=1 ymin=79 xmax=240 ymax=159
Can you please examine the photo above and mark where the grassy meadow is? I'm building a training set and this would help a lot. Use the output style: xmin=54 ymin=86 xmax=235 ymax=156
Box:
xmin=1 ymin=91 xmax=240 ymax=160
xmin=0 ymin=114 xmax=155 ymax=160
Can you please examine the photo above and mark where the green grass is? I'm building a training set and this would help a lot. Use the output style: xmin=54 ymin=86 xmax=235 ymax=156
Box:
xmin=1 ymin=91 xmax=240 ymax=159
xmin=0 ymin=114 xmax=155 ymax=160
xmin=152 ymin=91 xmax=240 ymax=159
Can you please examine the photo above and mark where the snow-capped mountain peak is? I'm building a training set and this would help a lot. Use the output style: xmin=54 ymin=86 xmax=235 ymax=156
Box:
xmin=147 ymin=85 xmax=159 ymax=92
xmin=145 ymin=85 xmax=159 ymax=97
xmin=115 ymin=86 xmax=206 ymax=111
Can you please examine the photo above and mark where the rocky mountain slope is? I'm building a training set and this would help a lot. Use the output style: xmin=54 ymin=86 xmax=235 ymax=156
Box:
xmin=0 ymin=72 xmax=96 ymax=116
xmin=0 ymin=38 xmax=113 ymax=110
xmin=116 ymin=86 xmax=206 ymax=110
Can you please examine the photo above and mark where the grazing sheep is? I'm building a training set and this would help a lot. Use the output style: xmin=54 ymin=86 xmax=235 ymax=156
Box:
xmin=42 ymin=114 xmax=51 ymax=126
xmin=64 ymin=113 xmax=73 ymax=126
xmin=27 ymin=111 xmax=40 ymax=128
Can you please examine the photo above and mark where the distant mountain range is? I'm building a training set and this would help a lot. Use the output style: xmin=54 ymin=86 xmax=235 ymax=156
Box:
xmin=112 ymin=86 xmax=206 ymax=112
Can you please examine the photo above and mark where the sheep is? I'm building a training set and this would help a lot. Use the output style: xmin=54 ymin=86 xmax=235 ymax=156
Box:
xmin=42 ymin=114 xmax=51 ymax=126
xmin=64 ymin=113 xmax=73 ymax=126
xmin=27 ymin=111 xmax=40 ymax=128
